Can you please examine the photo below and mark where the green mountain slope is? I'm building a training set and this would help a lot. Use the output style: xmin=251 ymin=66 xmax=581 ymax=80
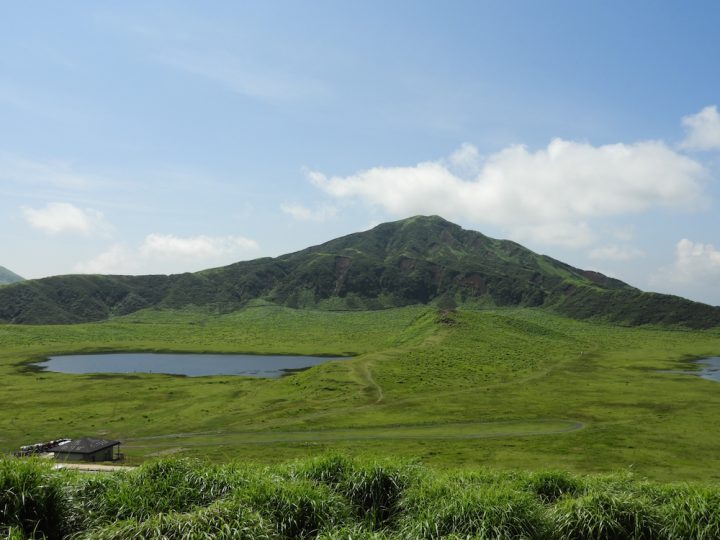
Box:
xmin=0 ymin=265 xmax=24 ymax=285
xmin=1 ymin=216 xmax=718 ymax=327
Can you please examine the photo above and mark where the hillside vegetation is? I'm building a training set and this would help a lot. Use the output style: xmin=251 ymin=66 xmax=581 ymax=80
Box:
xmin=3 ymin=455 xmax=720 ymax=540
xmin=1 ymin=216 xmax=718 ymax=327
xmin=0 ymin=265 xmax=24 ymax=286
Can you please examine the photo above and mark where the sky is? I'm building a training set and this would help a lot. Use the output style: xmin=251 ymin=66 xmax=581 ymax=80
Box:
xmin=2 ymin=1 xmax=720 ymax=305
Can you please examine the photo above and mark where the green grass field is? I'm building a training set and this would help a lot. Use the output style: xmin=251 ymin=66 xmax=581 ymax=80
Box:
xmin=2 ymin=304 xmax=720 ymax=481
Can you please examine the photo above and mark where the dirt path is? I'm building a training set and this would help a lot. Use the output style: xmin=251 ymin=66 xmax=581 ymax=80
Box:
xmin=54 ymin=463 xmax=135 ymax=473
xmin=358 ymin=361 xmax=383 ymax=403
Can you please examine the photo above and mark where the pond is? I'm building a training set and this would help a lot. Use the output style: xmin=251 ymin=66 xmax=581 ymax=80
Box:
xmin=663 ymin=357 xmax=720 ymax=382
xmin=690 ymin=357 xmax=720 ymax=382
xmin=31 ymin=353 xmax=348 ymax=378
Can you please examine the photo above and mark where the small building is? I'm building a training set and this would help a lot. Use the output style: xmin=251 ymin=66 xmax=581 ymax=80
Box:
xmin=47 ymin=438 xmax=122 ymax=462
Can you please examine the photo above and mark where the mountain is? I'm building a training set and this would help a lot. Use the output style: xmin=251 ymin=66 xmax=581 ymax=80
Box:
xmin=0 ymin=266 xmax=24 ymax=286
xmin=1 ymin=216 xmax=718 ymax=327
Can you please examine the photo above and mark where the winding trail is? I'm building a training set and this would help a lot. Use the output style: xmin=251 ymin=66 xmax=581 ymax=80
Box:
xmin=358 ymin=361 xmax=383 ymax=403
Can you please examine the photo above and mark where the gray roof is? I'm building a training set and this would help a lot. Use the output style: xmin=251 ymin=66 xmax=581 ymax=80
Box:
xmin=48 ymin=437 xmax=120 ymax=454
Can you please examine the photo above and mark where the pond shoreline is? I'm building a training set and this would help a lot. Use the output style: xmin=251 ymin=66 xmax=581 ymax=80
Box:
xmin=31 ymin=352 xmax=350 ymax=378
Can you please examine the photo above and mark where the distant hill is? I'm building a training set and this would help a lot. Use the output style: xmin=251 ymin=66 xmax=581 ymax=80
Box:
xmin=1 ymin=216 xmax=719 ymax=328
xmin=0 ymin=266 xmax=24 ymax=286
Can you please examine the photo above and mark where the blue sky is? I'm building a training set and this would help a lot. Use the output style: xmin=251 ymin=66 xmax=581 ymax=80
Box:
xmin=2 ymin=1 xmax=720 ymax=305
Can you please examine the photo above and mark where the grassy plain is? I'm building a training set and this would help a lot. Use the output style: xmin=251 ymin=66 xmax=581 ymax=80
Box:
xmin=1 ymin=304 xmax=720 ymax=481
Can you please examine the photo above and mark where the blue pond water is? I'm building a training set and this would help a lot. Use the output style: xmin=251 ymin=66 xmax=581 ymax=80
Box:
xmin=692 ymin=357 xmax=720 ymax=382
xmin=32 ymin=353 xmax=347 ymax=378
xmin=663 ymin=357 xmax=720 ymax=382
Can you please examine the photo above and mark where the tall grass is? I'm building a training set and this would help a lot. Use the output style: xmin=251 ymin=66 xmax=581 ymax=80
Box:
xmin=295 ymin=454 xmax=416 ymax=528
xmin=550 ymin=491 xmax=664 ymax=539
xmin=232 ymin=476 xmax=349 ymax=539
xmin=660 ymin=487 xmax=720 ymax=539
xmin=72 ymin=498 xmax=272 ymax=540
xmin=65 ymin=458 xmax=244 ymax=531
xmin=3 ymin=455 xmax=720 ymax=539
xmin=399 ymin=477 xmax=548 ymax=539
xmin=0 ymin=458 xmax=67 ymax=540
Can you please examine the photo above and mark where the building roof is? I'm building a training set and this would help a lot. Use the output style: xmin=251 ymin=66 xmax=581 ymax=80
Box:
xmin=48 ymin=437 xmax=120 ymax=454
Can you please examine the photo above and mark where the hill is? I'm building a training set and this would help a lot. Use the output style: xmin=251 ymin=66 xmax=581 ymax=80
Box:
xmin=1 ymin=215 xmax=718 ymax=327
xmin=0 ymin=265 xmax=24 ymax=286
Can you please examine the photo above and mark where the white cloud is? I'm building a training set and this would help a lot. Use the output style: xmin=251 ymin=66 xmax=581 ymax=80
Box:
xmin=280 ymin=203 xmax=337 ymax=223
xmin=649 ymin=239 xmax=720 ymax=306
xmin=610 ymin=226 xmax=636 ymax=243
xmin=589 ymin=244 xmax=645 ymax=261
xmin=670 ymin=239 xmax=720 ymax=283
xmin=681 ymin=105 xmax=720 ymax=151
xmin=447 ymin=142 xmax=482 ymax=176
xmin=74 ymin=245 xmax=137 ymax=274
xmin=140 ymin=234 xmax=258 ymax=258
xmin=22 ymin=202 xmax=110 ymax=234
xmin=309 ymin=139 xmax=705 ymax=247
xmin=75 ymin=233 xmax=259 ymax=275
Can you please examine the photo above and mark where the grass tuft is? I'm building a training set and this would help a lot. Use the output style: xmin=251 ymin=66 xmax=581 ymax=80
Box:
xmin=0 ymin=458 xmax=67 ymax=540
xmin=550 ymin=491 xmax=663 ymax=539
xmin=73 ymin=497 xmax=272 ymax=539
xmin=296 ymin=454 xmax=416 ymax=528
xmin=400 ymin=478 xmax=548 ymax=539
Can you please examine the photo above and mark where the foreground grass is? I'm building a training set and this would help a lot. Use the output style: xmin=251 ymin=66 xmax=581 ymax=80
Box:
xmin=1 ymin=305 xmax=720 ymax=480
xmin=3 ymin=455 xmax=720 ymax=540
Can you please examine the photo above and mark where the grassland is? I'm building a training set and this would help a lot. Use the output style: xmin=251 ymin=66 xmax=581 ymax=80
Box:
xmin=1 ymin=304 xmax=720 ymax=481
xmin=4 ymin=455 xmax=720 ymax=539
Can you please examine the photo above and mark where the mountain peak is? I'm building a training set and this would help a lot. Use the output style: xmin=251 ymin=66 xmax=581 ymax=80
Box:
xmin=0 ymin=217 xmax=718 ymax=328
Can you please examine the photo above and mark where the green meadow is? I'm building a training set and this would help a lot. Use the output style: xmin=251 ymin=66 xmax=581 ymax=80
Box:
xmin=1 ymin=304 xmax=720 ymax=481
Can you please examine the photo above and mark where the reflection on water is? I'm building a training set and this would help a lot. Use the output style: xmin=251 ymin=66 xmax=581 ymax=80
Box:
xmin=32 ymin=352 xmax=348 ymax=378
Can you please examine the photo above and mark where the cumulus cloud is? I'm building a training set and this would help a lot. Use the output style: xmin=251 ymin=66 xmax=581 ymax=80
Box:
xmin=447 ymin=142 xmax=482 ymax=176
xmin=309 ymin=139 xmax=705 ymax=247
xmin=670 ymin=239 xmax=720 ymax=283
xmin=280 ymin=203 xmax=337 ymax=222
xmin=681 ymin=105 xmax=720 ymax=151
xmin=22 ymin=202 xmax=110 ymax=234
xmin=75 ymin=233 xmax=259 ymax=275
xmin=589 ymin=244 xmax=645 ymax=261
xmin=74 ymin=245 xmax=137 ymax=274
xmin=140 ymin=234 xmax=257 ymax=258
